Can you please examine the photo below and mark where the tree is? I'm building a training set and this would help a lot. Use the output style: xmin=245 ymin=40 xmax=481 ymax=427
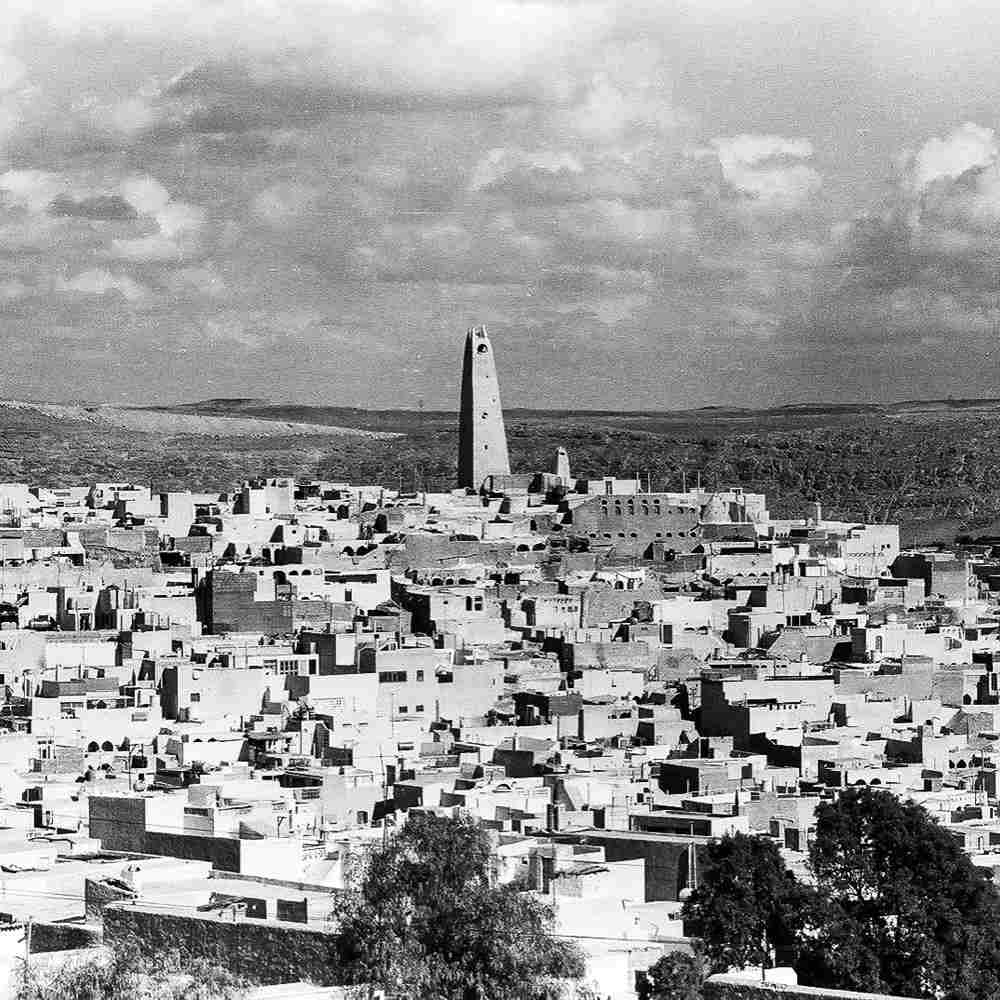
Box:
xmin=637 ymin=951 xmax=705 ymax=1000
xmin=802 ymin=786 xmax=1000 ymax=1000
xmin=681 ymin=833 xmax=813 ymax=975
xmin=332 ymin=812 xmax=585 ymax=1000
xmin=16 ymin=946 xmax=247 ymax=1000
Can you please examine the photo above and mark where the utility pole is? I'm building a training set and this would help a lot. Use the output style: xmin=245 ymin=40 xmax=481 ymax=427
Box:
xmin=22 ymin=917 xmax=32 ymax=990
xmin=378 ymin=748 xmax=388 ymax=847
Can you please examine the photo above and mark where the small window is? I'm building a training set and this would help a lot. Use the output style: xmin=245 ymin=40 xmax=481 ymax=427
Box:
xmin=397 ymin=705 xmax=408 ymax=714
xmin=190 ymin=692 xmax=201 ymax=702
xmin=416 ymin=670 xmax=424 ymax=682
xmin=415 ymin=704 xmax=424 ymax=713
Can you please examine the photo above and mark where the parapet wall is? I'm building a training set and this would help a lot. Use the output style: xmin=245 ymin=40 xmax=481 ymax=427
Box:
xmin=704 ymin=975 xmax=922 ymax=1000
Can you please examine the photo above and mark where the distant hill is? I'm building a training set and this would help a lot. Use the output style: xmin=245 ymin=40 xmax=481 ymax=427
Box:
xmin=1 ymin=394 xmax=1000 ymax=547
xmin=0 ymin=399 xmax=397 ymax=439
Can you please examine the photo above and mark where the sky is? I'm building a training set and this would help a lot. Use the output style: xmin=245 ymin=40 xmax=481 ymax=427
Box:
xmin=5 ymin=1 xmax=1000 ymax=409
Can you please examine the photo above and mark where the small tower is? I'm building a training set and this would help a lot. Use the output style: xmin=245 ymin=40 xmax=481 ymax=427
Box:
xmin=457 ymin=326 xmax=511 ymax=490
xmin=554 ymin=446 xmax=571 ymax=484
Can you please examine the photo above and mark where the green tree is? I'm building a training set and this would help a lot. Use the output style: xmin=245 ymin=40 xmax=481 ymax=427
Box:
xmin=637 ymin=950 xmax=705 ymax=1000
xmin=681 ymin=833 xmax=812 ymax=975
xmin=16 ymin=946 xmax=247 ymax=1000
xmin=802 ymin=786 xmax=1000 ymax=1000
xmin=332 ymin=812 xmax=585 ymax=1000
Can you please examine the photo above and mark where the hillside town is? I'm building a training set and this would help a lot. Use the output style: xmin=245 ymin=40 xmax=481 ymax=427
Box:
xmin=0 ymin=328 xmax=996 ymax=998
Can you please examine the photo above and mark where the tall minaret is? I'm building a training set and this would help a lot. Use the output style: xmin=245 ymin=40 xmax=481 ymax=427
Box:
xmin=458 ymin=325 xmax=511 ymax=490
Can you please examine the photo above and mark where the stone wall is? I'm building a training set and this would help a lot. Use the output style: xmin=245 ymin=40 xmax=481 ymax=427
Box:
xmin=103 ymin=904 xmax=342 ymax=985
xmin=30 ymin=921 xmax=102 ymax=953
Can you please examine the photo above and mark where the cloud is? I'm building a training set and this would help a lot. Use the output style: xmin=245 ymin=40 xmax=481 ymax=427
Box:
xmin=119 ymin=176 xmax=170 ymax=215
xmin=48 ymin=193 xmax=137 ymax=220
xmin=0 ymin=170 xmax=66 ymax=213
xmin=113 ymin=175 xmax=204 ymax=260
xmin=56 ymin=268 xmax=147 ymax=301
xmin=791 ymin=118 xmax=1000 ymax=375
xmin=253 ymin=182 xmax=320 ymax=227
xmin=7 ymin=1 xmax=1000 ymax=406
xmin=469 ymin=148 xmax=584 ymax=194
xmin=906 ymin=122 xmax=997 ymax=192
xmin=709 ymin=134 xmax=822 ymax=207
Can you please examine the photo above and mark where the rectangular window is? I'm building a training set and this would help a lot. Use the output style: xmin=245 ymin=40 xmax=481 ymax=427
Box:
xmin=415 ymin=704 xmax=424 ymax=713
xmin=416 ymin=670 xmax=424 ymax=682
xmin=190 ymin=692 xmax=201 ymax=702
xmin=397 ymin=705 xmax=408 ymax=714
xmin=378 ymin=671 xmax=407 ymax=683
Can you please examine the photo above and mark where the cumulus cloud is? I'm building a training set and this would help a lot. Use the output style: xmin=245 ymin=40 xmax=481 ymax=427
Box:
xmin=709 ymin=134 xmax=822 ymax=207
xmin=113 ymin=175 xmax=205 ymax=260
xmin=906 ymin=122 xmax=997 ymax=192
xmin=791 ymin=117 xmax=1000 ymax=385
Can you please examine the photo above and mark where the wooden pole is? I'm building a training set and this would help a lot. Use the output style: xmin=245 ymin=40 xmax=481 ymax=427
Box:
xmin=23 ymin=917 xmax=32 ymax=990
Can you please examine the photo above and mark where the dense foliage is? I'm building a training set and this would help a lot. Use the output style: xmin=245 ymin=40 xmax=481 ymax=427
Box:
xmin=681 ymin=833 xmax=812 ymax=974
xmin=16 ymin=946 xmax=247 ymax=1000
xmin=332 ymin=812 xmax=585 ymax=1000
xmin=804 ymin=789 xmax=1000 ymax=1000
xmin=637 ymin=951 xmax=706 ymax=1000
xmin=683 ymin=788 xmax=1000 ymax=1000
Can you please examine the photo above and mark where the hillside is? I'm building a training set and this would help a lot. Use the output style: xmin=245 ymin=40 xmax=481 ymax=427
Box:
xmin=0 ymin=400 xmax=395 ymax=439
xmin=0 ymin=395 xmax=999 ymax=546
